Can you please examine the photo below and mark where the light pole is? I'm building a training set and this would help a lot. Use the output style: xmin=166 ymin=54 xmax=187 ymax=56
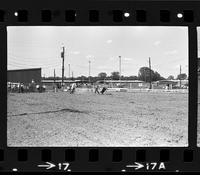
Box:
xmin=149 ymin=57 xmax=152 ymax=89
xmin=119 ymin=56 xmax=121 ymax=82
xmin=89 ymin=60 xmax=91 ymax=83
xmin=180 ymin=65 xmax=182 ymax=88
xmin=61 ymin=44 xmax=65 ymax=88
xmin=68 ymin=64 xmax=70 ymax=79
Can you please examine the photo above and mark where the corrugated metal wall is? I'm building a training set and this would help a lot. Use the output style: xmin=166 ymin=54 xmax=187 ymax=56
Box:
xmin=7 ymin=68 xmax=41 ymax=85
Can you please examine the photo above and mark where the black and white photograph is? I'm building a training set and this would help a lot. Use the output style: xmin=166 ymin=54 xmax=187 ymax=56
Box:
xmin=7 ymin=26 xmax=188 ymax=147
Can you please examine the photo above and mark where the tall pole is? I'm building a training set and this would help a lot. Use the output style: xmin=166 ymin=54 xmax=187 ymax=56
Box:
xmin=68 ymin=64 xmax=70 ymax=79
xmin=149 ymin=57 xmax=152 ymax=89
xmin=61 ymin=45 xmax=65 ymax=87
xmin=89 ymin=60 xmax=91 ymax=83
xmin=54 ymin=69 xmax=56 ymax=84
xmin=180 ymin=65 xmax=182 ymax=88
xmin=72 ymin=71 xmax=74 ymax=81
xmin=119 ymin=56 xmax=121 ymax=82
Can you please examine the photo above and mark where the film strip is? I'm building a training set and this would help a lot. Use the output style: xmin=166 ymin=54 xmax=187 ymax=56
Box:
xmin=0 ymin=0 xmax=200 ymax=172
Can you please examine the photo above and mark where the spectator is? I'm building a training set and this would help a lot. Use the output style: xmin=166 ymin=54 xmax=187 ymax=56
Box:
xmin=21 ymin=83 xmax=24 ymax=93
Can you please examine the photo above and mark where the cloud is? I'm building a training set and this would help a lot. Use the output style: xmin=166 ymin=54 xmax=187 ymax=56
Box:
xmin=109 ymin=57 xmax=115 ymax=60
xmin=106 ymin=40 xmax=112 ymax=44
xmin=154 ymin=41 xmax=161 ymax=46
xmin=135 ymin=27 xmax=147 ymax=32
xmin=97 ymin=66 xmax=109 ymax=70
xmin=86 ymin=54 xmax=95 ymax=61
xmin=70 ymin=51 xmax=80 ymax=55
xmin=164 ymin=50 xmax=178 ymax=55
xmin=123 ymin=57 xmax=132 ymax=61
xmin=109 ymin=57 xmax=132 ymax=61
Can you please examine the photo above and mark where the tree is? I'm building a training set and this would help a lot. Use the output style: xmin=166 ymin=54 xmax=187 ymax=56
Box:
xmin=153 ymin=71 xmax=165 ymax=81
xmin=138 ymin=67 xmax=153 ymax=82
xmin=177 ymin=73 xmax=187 ymax=80
xmin=167 ymin=75 xmax=174 ymax=80
xmin=98 ymin=72 xmax=107 ymax=80
xmin=125 ymin=75 xmax=138 ymax=80
xmin=138 ymin=67 xmax=165 ymax=82
xmin=111 ymin=71 xmax=120 ymax=80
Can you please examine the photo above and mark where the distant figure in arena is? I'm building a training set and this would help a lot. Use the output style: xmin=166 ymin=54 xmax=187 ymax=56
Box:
xmin=70 ymin=83 xmax=76 ymax=94
xmin=21 ymin=83 xmax=24 ymax=93
xmin=18 ymin=83 xmax=21 ymax=93
xmin=94 ymin=85 xmax=100 ymax=94
xmin=101 ymin=86 xmax=107 ymax=94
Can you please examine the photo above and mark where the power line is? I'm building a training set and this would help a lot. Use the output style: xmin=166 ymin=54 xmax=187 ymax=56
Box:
xmin=8 ymin=64 xmax=60 ymax=69
xmin=8 ymin=59 xmax=60 ymax=67
xmin=8 ymin=54 xmax=60 ymax=62
xmin=8 ymin=62 xmax=60 ymax=69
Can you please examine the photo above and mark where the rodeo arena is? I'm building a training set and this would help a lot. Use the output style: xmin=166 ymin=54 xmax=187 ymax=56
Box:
xmin=7 ymin=65 xmax=189 ymax=147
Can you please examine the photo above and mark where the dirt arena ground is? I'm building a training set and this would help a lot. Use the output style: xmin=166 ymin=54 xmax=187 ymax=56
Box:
xmin=7 ymin=89 xmax=188 ymax=147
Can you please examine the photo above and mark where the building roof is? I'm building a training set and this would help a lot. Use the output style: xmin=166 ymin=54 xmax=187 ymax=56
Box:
xmin=42 ymin=79 xmax=83 ymax=83
xmin=8 ymin=68 xmax=41 ymax=72
xmin=154 ymin=79 xmax=188 ymax=85
xmin=103 ymin=80 xmax=144 ymax=83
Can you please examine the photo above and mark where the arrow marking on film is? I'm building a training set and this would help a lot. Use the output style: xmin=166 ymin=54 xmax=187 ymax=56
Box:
xmin=126 ymin=162 xmax=144 ymax=170
xmin=38 ymin=162 xmax=56 ymax=170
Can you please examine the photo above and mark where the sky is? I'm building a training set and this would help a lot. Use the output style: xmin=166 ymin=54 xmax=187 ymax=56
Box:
xmin=7 ymin=26 xmax=188 ymax=78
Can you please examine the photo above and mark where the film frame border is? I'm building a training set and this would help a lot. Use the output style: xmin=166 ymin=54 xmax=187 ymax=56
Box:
xmin=0 ymin=0 xmax=199 ymax=172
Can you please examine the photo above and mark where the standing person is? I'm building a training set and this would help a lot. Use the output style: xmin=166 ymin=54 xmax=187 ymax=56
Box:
xmin=21 ymin=83 xmax=24 ymax=93
xmin=18 ymin=83 xmax=21 ymax=93
xmin=30 ymin=79 xmax=36 ymax=92
xmin=70 ymin=83 xmax=76 ymax=94
xmin=53 ymin=83 xmax=58 ymax=92
xmin=94 ymin=84 xmax=100 ymax=94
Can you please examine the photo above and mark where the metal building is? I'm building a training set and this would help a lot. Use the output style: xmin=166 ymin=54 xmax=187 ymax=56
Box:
xmin=7 ymin=68 xmax=41 ymax=85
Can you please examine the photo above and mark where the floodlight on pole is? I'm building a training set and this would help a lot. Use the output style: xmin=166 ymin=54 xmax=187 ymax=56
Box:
xmin=61 ymin=44 xmax=65 ymax=88
xmin=119 ymin=56 xmax=121 ymax=82
xmin=149 ymin=57 xmax=152 ymax=89
xmin=180 ymin=65 xmax=182 ymax=88
xmin=68 ymin=64 xmax=70 ymax=79
xmin=89 ymin=60 xmax=91 ymax=83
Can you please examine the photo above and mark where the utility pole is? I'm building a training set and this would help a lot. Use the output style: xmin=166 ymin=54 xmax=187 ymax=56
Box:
xmin=180 ymin=65 xmax=182 ymax=88
xmin=54 ymin=69 xmax=56 ymax=84
xmin=61 ymin=45 xmax=65 ymax=87
xmin=89 ymin=60 xmax=91 ymax=83
xmin=119 ymin=56 xmax=121 ymax=82
xmin=149 ymin=57 xmax=152 ymax=89
xmin=68 ymin=64 xmax=70 ymax=79
xmin=72 ymin=71 xmax=74 ymax=81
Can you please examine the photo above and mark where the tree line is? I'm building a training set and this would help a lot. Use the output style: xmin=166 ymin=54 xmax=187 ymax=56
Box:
xmin=42 ymin=66 xmax=188 ymax=82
